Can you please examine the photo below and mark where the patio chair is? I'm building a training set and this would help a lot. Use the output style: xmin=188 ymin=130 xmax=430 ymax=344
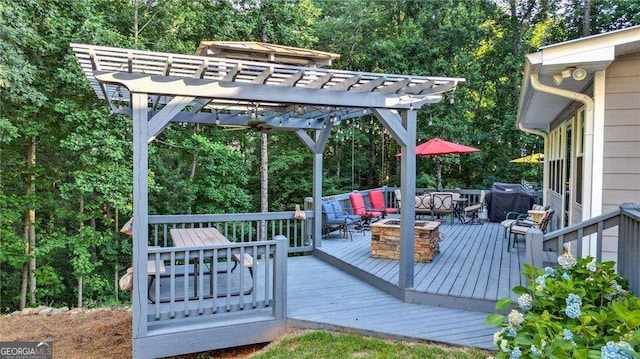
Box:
xmin=507 ymin=208 xmax=554 ymax=251
xmin=393 ymin=189 xmax=402 ymax=211
xmin=501 ymin=204 xmax=549 ymax=240
xmin=463 ymin=190 xmax=485 ymax=225
xmin=415 ymin=193 xmax=432 ymax=218
xmin=368 ymin=190 xmax=399 ymax=218
xmin=431 ymin=192 xmax=458 ymax=224
xmin=349 ymin=191 xmax=382 ymax=226
xmin=321 ymin=201 xmax=362 ymax=240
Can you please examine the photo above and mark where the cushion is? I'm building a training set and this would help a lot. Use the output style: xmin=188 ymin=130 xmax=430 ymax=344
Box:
xmin=332 ymin=202 xmax=346 ymax=218
xmin=369 ymin=190 xmax=385 ymax=210
xmin=322 ymin=203 xmax=336 ymax=221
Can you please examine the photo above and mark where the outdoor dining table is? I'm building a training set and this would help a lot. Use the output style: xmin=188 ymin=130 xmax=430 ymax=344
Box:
xmin=453 ymin=197 xmax=468 ymax=224
xmin=169 ymin=227 xmax=233 ymax=298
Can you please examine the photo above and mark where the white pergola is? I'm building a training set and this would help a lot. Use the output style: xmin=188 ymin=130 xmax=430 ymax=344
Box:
xmin=71 ymin=43 xmax=465 ymax=312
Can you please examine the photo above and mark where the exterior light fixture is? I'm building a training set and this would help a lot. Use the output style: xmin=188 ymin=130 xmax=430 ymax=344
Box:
xmin=572 ymin=68 xmax=587 ymax=81
xmin=553 ymin=67 xmax=587 ymax=86
xmin=294 ymin=104 xmax=305 ymax=115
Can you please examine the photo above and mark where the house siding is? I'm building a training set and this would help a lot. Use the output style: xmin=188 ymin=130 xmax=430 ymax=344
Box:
xmin=602 ymin=51 xmax=640 ymax=262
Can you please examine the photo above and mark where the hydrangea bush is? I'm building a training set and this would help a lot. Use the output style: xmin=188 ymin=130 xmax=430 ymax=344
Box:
xmin=486 ymin=253 xmax=640 ymax=359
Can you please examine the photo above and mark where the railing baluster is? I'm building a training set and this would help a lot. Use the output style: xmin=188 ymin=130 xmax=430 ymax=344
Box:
xmin=252 ymin=244 xmax=258 ymax=308
xmin=239 ymin=246 xmax=245 ymax=310
xmin=577 ymin=228 xmax=583 ymax=257
xmin=264 ymin=243 xmax=271 ymax=307
xmin=198 ymin=249 xmax=204 ymax=314
xmin=183 ymin=250 xmax=189 ymax=317
xmin=212 ymin=248 xmax=218 ymax=313
xmin=170 ymin=251 xmax=175 ymax=318
xmin=154 ymin=253 xmax=160 ymax=320
xmin=596 ymin=221 xmax=603 ymax=262
xmin=225 ymin=248 xmax=232 ymax=311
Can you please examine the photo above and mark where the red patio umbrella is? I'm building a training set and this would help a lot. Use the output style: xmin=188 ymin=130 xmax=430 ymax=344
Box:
xmin=397 ymin=138 xmax=480 ymax=189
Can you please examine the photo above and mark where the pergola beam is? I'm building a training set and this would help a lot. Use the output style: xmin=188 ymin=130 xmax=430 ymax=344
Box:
xmin=93 ymin=71 xmax=441 ymax=110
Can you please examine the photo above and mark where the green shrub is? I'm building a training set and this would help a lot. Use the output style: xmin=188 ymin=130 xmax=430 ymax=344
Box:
xmin=486 ymin=253 xmax=640 ymax=359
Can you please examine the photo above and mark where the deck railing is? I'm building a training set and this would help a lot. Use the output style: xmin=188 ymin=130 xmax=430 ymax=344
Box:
xmin=525 ymin=203 xmax=640 ymax=295
xmin=148 ymin=212 xmax=313 ymax=254
xmin=318 ymin=186 xmax=488 ymax=214
xmin=146 ymin=237 xmax=287 ymax=324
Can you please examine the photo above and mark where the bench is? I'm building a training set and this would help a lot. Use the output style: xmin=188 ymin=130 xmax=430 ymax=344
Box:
xmin=232 ymin=253 xmax=255 ymax=276
xmin=146 ymin=260 xmax=166 ymax=275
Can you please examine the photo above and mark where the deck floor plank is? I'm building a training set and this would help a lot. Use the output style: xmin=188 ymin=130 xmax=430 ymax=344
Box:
xmin=316 ymin=220 xmax=524 ymax=305
xmin=287 ymin=256 xmax=495 ymax=350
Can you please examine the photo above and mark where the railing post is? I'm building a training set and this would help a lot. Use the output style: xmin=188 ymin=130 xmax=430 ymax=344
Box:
xmin=618 ymin=203 xmax=640 ymax=296
xmin=304 ymin=197 xmax=314 ymax=249
xmin=273 ymin=235 xmax=288 ymax=321
xmin=524 ymin=228 xmax=544 ymax=275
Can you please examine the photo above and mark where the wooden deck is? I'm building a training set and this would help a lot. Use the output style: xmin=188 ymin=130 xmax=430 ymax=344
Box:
xmin=314 ymin=220 xmax=526 ymax=312
xmin=287 ymin=255 xmax=496 ymax=350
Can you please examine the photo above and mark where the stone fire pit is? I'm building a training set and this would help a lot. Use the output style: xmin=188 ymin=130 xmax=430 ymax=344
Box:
xmin=370 ymin=218 xmax=441 ymax=262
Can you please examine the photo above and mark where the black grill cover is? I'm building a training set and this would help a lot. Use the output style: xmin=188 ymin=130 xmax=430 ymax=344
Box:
xmin=486 ymin=183 xmax=534 ymax=222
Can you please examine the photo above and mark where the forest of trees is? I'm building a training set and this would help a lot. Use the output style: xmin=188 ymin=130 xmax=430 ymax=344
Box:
xmin=0 ymin=0 xmax=638 ymax=312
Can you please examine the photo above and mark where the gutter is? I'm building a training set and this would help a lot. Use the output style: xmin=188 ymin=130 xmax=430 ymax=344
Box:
xmin=529 ymin=73 xmax=596 ymax=236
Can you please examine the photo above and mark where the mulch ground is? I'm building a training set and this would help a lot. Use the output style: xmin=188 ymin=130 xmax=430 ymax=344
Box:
xmin=0 ymin=309 xmax=268 ymax=359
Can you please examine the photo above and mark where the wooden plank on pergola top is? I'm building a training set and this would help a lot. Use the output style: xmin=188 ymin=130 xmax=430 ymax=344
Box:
xmin=71 ymin=43 xmax=464 ymax=130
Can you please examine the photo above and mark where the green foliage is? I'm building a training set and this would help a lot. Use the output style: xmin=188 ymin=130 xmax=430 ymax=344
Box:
xmin=1 ymin=0 xmax=638 ymax=312
xmin=487 ymin=254 xmax=640 ymax=358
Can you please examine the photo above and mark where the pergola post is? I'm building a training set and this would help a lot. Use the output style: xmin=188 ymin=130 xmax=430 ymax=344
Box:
xmin=312 ymin=151 xmax=323 ymax=249
xmin=131 ymin=92 xmax=149 ymax=338
xmin=372 ymin=109 xmax=416 ymax=289
xmin=398 ymin=110 xmax=417 ymax=289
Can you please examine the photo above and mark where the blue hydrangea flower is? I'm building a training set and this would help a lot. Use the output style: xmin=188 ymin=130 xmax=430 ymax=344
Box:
xmin=493 ymin=330 xmax=504 ymax=345
xmin=530 ymin=345 xmax=542 ymax=357
xmin=500 ymin=339 xmax=509 ymax=352
xmin=601 ymin=341 xmax=635 ymax=359
xmin=563 ymin=328 xmax=574 ymax=341
xmin=510 ymin=346 xmax=522 ymax=359
xmin=558 ymin=253 xmax=577 ymax=269
xmin=566 ymin=293 xmax=582 ymax=306
xmin=562 ymin=272 xmax=571 ymax=281
xmin=508 ymin=310 xmax=524 ymax=328
xmin=566 ymin=303 xmax=582 ymax=319
xmin=544 ymin=266 xmax=555 ymax=276
xmin=506 ymin=326 xmax=517 ymax=338
xmin=534 ymin=275 xmax=547 ymax=289
xmin=517 ymin=293 xmax=533 ymax=311
xmin=586 ymin=260 xmax=597 ymax=272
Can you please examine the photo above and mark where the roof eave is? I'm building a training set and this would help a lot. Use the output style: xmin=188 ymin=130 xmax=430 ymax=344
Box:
xmin=516 ymin=26 xmax=640 ymax=131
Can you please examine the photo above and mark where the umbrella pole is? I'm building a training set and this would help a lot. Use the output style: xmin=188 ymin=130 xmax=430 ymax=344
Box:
xmin=436 ymin=160 xmax=442 ymax=191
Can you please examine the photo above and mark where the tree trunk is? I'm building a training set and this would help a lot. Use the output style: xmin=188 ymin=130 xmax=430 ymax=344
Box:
xmin=133 ymin=0 xmax=139 ymax=45
xmin=260 ymin=132 xmax=268 ymax=241
xmin=582 ymin=0 xmax=591 ymax=37
xmin=115 ymin=207 xmax=119 ymax=297
xmin=188 ymin=124 xmax=199 ymax=214
xmin=78 ymin=196 xmax=84 ymax=308
xmin=21 ymin=135 xmax=37 ymax=309
xmin=260 ymin=10 xmax=268 ymax=241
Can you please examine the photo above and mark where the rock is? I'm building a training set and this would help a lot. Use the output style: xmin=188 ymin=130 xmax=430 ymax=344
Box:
xmin=38 ymin=308 xmax=53 ymax=316
xmin=34 ymin=305 xmax=48 ymax=313
xmin=11 ymin=310 xmax=23 ymax=316
xmin=51 ymin=307 xmax=68 ymax=316
xmin=69 ymin=308 xmax=83 ymax=316
xmin=22 ymin=308 xmax=37 ymax=315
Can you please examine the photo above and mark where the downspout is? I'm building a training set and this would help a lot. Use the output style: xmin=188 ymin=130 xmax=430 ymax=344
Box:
xmin=529 ymin=73 xmax=596 ymax=254
xmin=516 ymin=107 xmax=549 ymax=206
